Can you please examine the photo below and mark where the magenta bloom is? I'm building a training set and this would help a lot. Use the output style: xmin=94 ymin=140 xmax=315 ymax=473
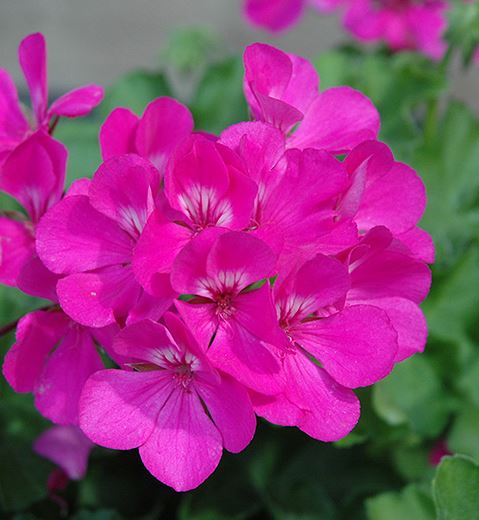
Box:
xmin=243 ymin=43 xmax=380 ymax=152
xmin=243 ymin=0 xmax=334 ymax=32
xmin=0 ymin=33 xmax=103 ymax=165
xmin=79 ymin=312 xmax=256 ymax=491
xmin=2 ymin=309 xmax=115 ymax=425
xmin=100 ymin=97 xmax=193 ymax=175
xmin=36 ymin=154 xmax=174 ymax=328
xmin=0 ymin=132 xmax=67 ymax=288
xmin=253 ymin=253 xmax=398 ymax=440
xmin=172 ymin=229 xmax=285 ymax=394
xmin=34 ymin=425 xmax=94 ymax=480
xmin=343 ymin=0 xmax=448 ymax=60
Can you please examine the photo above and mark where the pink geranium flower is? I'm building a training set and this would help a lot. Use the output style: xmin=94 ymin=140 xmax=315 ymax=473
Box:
xmin=0 ymin=132 xmax=67 ymax=288
xmin=36 ymin=154 xmax=175 ymax=328
xmin=243 ymin=43 xmax=380 ymax=152
xmin=79 ymin=312 xmax=256 ymax=491
xmin=3 ymin=309 xmax=116 ymax=425
xmin=172 ymin=228 xmax=285 ymax=394
xmin=243 ymin=0 xmax=333 ymax=32
xmin=253 ymin=253 xmax=398 ymax=440
xmin=343 ymin=0 xmax=448 ymax=60
xmin=0 ymin=33 xmax=103 ymax=166
xmin=100 ymin=97 xmax=193 ymax=175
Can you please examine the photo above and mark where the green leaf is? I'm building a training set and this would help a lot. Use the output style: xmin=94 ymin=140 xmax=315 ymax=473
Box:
xmin=448 ymin=406 xmax=479 ymax=462
xmin=191 ymin=57 xmax=248 ymax=134
xmin=373 ymin=356 xmax=451 ymax=438
xmin=433 ymin=455 xmax=479 ymax=519
xmin=366 ymin=484 xmax=436 ymax=520
xmin=423 ymin=246 xmax=479 ymax=344
xmin=101 ymin=70 xmax=172 ymax=116
xmin=411 ymin=102 xmax=479 ymax=270
xmin=54 ymin=118 xmax=102 ymax=183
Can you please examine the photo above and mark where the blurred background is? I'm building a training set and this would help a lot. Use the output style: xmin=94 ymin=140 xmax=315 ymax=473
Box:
xmin=1 ymin=0 xmax=478 ymax=111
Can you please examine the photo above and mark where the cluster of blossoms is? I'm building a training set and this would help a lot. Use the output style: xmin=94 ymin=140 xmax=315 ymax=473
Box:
xmin=1 ymin=35 xmax=432 ymax=491
xmin=244 ymin=0 xmax=449 ymax=60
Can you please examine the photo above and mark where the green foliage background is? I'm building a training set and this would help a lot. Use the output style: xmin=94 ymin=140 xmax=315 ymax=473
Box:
xmin=2 ymin=5 xmax=479 ymax=517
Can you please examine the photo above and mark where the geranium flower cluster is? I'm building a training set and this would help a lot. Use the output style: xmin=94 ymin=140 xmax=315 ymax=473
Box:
xmin=244 ymin=0 xmax=448 ymax=60
xmin=1 ymin=35 xmax=432 ymax=491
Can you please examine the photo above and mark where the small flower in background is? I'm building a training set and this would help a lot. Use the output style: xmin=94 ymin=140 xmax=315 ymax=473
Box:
xmin=429 ymin=439 xmax=452 ymax=466
xmin=243 ymin=0 xmax=449 ymax=60
xmin=0 ymin=33 xmax=103 ymax=166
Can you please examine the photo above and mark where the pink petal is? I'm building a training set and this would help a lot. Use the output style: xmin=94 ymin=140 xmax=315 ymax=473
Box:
xmin=133 ymin=210 xmax=193 ymax=293
xmin=0 ymin=69 xmax=29 ymax=147
xmin=17 ymin=255 xmax=60 ymax=301
xmin=79 ymin=369 xmax=173 ymax=449
xmin=0 ymin=217 xmax=34 ymax=287
xmin=206 ymin=231 xmax=276 ymax=291
xmin=219 ymin=121 xmax=285 ymax=183
xmin=208 ymin=319 xmax=282 ymax=395
xmin=170 ymin=227 xmax=227 ymax=297
xmin=34 ymin=425 xmax=94 ymax=480
xmin=126 ymin=275 xmax=175 ymax=325
xmin=396 ymin=227 xmax=435 ymax=264
xmin=18 ymin=33 xmax=48 ymax=127
xmin=244 ymin=0 xmax=305 ymax=32
xmin=297 ymin=305 xmax=398 ymax=388
xmin=57 ymin=265 xmax=141 ymax=328
xmin=2 ymin=310 xmax=69 ymax=392
xmin=135 ymin=97 xmax=193 ymax=173
xmin=175 ymin=300 xmax=219 ymax=350
xmin=100 ymin=108 xmax=139 ymax=160
xmin=355 ymin=162 xmax=426 ymax=234
xmin=113 ymin=318 xmax=177 ymax=365
xmin=66 ymin=178 xmax=91 ymax=197
xmin=350 ymin=297 xmax=427 ymax=363
xmin=196 ymin=372 xmax=256 ymax=453
xmin=234 ymin=283 xmax=287 ymax=347
xmin=89 ymin=154 xmax=160 ymax=237
xmin=276 ymin=254 xmax=350 ymax=317
xmin=284 ymin=352 xmax=360 ymax=441
xmin=290 ymin=87 xmax=380 ymax=153
xmin=0 ymin=132 xmax=67 ymax=223
xmin=251 ymin=390 xmax=303 ymax=426
xmin=349 ymin=248 xmax=432 ymax=304
xmin=34 ymin=326 xmax=104 ymax=425
xmin=139 ymin=388 xmax=223 ymax=491
xmin=48 ymin=85 xmax=104 ymax=119
xmin=36 ymin=195 xmax=134 ymax=274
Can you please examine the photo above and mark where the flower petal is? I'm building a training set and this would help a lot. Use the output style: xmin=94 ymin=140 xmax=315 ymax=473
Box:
xmin=298 ymin=305 xmax=398 ymax=388
xmin=17 ymin=255 xmax=60 ymax=301
xmin=48 ymin=85 xmax=104 ymax=118
xmin=18 ymin=33 xmax=48 ymax=126
xmin=100 ymin=107 xmax=139 ymax=160
xmin=196 ymin=372 xmax=256 ymax=453
xmin=284 ymin=352 xmax=360 ymax=441
xmin=37 ymin=195 xmax=134 ymax=274
xmin=79 ymin=369 xmax=172 ymax=450
xmin=57 ymin=265 xmax=141 ymax=327
xmin=135 ymin=97 xmax=193 ymax=173
xmin=2 ymin=310 xmax=69 ymax=392
xmin=0 ymin=132 xmax=67 ymax=223
xmin=244 ymin=0 xmax=305 ymax=32
xmin=0 ymin=217 xmax=34 ymax=287
xmin=0 ymin=69 xmax=29 ymax=149
xmin=34 ymin=326 xmax=104 ymax=425
xmin=89 ymin=154 xmax=160 ymax=237
xmin=139 ymin=388 xmax=223 ymax=491
xmin=34 ymin=425 xmax=94 ymax=480
xmin=290 ymin=87 xmax=380 ymax=153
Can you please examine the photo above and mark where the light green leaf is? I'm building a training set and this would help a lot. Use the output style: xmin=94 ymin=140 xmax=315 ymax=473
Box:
xmin=433 ymin=455 xmax=479 ymax=519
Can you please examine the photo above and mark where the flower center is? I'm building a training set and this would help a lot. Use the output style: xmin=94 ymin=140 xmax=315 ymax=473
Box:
xmin=215 ymin=292 xmax=235 ymax=319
